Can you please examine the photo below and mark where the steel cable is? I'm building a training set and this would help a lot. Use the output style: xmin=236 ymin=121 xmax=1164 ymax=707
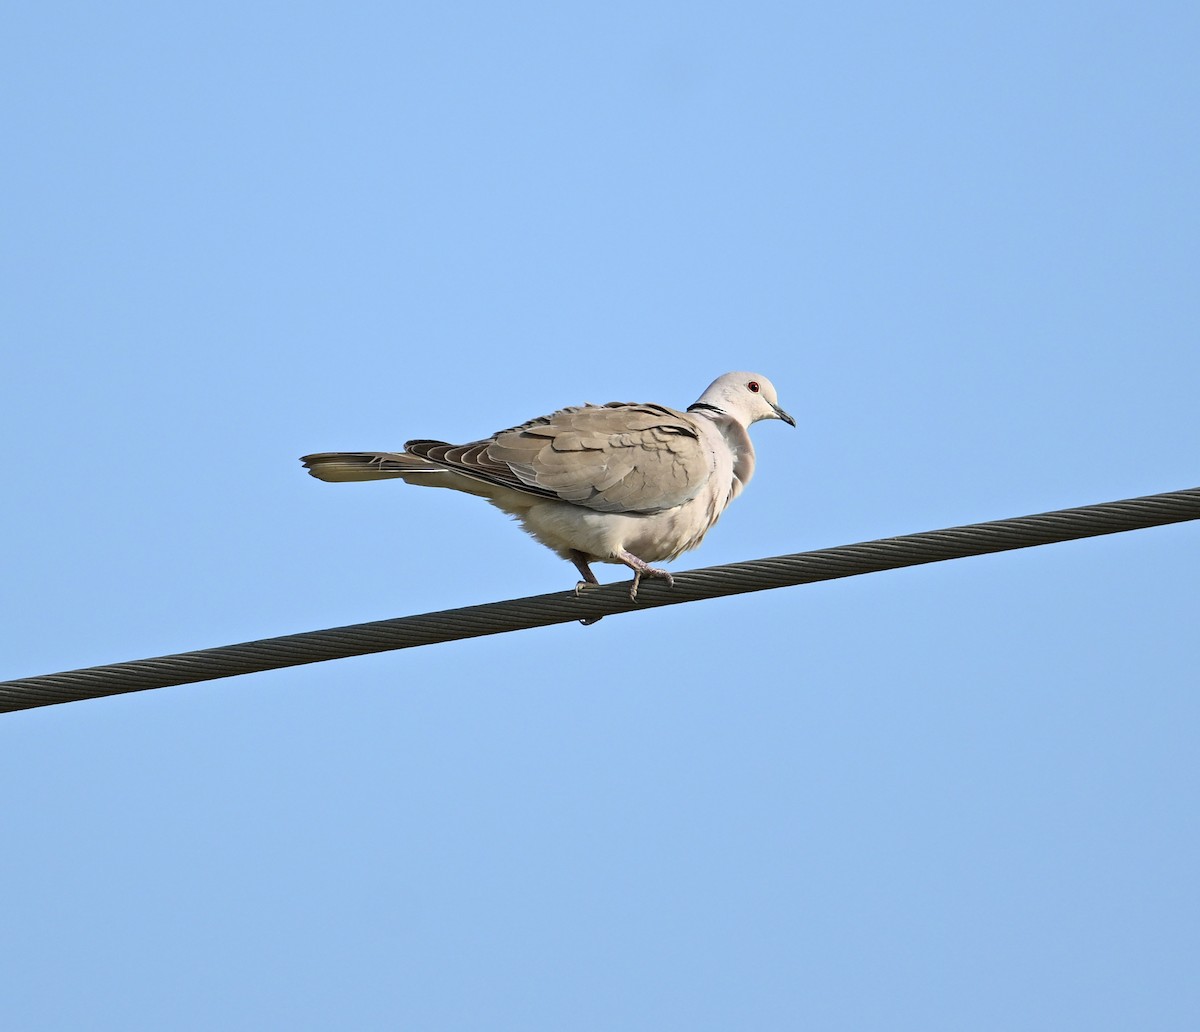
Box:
xmin=2 ymin=485 xmax=1198 ymax=713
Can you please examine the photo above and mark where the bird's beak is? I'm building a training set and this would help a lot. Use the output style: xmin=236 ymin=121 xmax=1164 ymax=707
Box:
xmin=771 ymin=402 xmax=796 ymax=427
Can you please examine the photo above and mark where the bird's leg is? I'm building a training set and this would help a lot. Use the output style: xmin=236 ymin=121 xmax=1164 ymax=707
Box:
xmin=615 ymin=550 xmax=675 ymax=601
xmin=569 ymin=551 xmax=605 ymax=626
xmin=569 ymin=550 xmax=599 ymax=596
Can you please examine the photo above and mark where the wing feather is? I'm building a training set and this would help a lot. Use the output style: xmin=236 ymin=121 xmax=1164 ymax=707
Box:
xmin=406 ymin=402 xmax=713 ymax=513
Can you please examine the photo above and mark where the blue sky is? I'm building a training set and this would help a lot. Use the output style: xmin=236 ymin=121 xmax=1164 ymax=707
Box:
xmin=3 ymin=2 xmax=1198 ymax=1028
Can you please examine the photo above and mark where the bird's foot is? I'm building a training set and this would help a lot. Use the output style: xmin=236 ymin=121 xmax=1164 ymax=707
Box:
xmin=569 ymin=550 xmax=600 ymax=597
xmin=617 ymin=550 xmax=675 ymax=601
xmin=569 ymin=550 xmax=603 ymax=624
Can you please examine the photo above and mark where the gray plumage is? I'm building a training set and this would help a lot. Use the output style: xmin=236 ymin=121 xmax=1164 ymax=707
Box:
xmin=302 ymin=372 xmax=793 ymax=599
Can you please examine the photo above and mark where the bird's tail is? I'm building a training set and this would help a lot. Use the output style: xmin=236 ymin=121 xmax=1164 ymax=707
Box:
xmin=300 ymin=451 xmax=440 ymax=483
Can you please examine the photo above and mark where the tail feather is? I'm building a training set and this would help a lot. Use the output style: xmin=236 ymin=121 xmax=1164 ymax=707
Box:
xmin=300 ymin=451 xmax=440 ymax=483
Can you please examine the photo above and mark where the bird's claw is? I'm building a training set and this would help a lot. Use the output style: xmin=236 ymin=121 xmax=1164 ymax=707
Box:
xmin=627 ymin=567 xmax=674 ymax=601
xmin=574 ymin=575 xmax=603 ymax=624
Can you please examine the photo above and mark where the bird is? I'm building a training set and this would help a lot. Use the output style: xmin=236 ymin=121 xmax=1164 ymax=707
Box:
xmin=301 ymin=372 xmax=794 ymax=600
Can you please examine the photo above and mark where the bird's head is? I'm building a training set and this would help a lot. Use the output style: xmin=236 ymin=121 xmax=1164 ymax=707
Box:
xmin=691 ymin=372 xmax=795 ymax=428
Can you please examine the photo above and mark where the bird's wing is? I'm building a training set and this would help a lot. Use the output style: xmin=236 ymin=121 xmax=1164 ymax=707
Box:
xmin=406 ymin=402 xmax=715 ymax=514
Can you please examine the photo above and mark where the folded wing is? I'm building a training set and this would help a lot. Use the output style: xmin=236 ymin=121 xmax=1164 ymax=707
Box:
xmin=407 ymin=402 xmax=713 ymax=514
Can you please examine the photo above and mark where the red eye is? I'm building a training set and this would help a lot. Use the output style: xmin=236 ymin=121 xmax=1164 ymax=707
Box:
xmin=747 ymin=381 xmax=760 ymax=393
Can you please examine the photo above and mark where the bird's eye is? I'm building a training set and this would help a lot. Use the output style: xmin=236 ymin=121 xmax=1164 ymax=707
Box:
xmin=747 ymin=381 xmax=760 ymax=393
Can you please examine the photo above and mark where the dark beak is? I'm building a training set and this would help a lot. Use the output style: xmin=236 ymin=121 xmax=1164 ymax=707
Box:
xmin=771 ymin=402 xmax=796 ymax=427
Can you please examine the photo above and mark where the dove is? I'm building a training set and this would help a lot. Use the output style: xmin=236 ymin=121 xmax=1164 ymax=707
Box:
xmin=301 ymin=372 xmax=794 ymax=599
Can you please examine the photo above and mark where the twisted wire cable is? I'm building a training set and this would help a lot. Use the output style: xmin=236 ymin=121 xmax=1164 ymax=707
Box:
xmin=3 ymin=485 xmax=1198 ymax=713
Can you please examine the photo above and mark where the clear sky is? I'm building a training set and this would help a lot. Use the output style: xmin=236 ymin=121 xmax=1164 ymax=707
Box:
xmin=3 ymin=2 xmax=1198 ymax=1029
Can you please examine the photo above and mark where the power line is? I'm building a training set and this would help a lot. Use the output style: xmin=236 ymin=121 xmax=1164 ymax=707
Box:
xmin=3 ymin=485 xmax=1198 ymax=714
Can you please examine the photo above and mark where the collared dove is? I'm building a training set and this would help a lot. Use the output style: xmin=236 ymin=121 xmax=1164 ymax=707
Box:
xmin=301 ymin=372 xmax=793 ymax=599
